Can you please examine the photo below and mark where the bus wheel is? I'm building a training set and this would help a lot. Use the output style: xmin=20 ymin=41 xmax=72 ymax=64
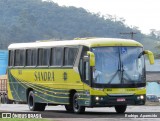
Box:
xmin=0 ymin=95 xmax=4 ymax=104
xmin=73 ymin=93 xmax=85 ymax=114
xmin=28 ymin=91 xmax=46 ymax=111
xmin=1 ymin=95 xmax=6 ymax=104
xmin=65 ymin=105 xmax=73 ymax=112
xmin=3 ymin=95 xmax=7 ymax=104
xmin=7 ymin=99 xmax=14 ymax=104
xmin=115 ymin=105 xmax=127 ymax=114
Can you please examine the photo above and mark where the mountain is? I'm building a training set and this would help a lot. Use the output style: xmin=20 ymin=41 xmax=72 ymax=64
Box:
xmin=0 ymin=0 xmax=159 ymax=53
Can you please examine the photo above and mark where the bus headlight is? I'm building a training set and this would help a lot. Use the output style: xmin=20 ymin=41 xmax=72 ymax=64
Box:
xmin=95 ymin=96 xmax=104 ymax=101
xmin=100 ymin=97 xmax=104 ymax=101
xmin=95 ymin=96 xmax=100 ymax=101
xmin=137 ymin=95 xmax=144 ymax=100
xmin=140 ymin=95 xmax=144 ymax=99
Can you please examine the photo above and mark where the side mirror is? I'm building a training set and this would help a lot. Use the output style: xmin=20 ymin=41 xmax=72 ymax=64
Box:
xmin=87 ymin=51 xmax=95 ymax=67
xmin=144 ymin=50 xmax=154 ymax=65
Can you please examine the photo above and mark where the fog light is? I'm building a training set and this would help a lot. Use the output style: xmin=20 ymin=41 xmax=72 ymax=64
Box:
xmin=95 ymin=96 xmax=99 ymax=101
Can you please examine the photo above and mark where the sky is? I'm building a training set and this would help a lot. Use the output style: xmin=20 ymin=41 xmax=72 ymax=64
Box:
xmin=47 ymin=0 xmax=160 ymax=34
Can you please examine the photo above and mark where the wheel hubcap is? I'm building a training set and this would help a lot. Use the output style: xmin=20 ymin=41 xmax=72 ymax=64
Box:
xmin=74 ymin=95 xmax=79 ymax=111
xmin=29 ymin=96 xmax=33 ymax=108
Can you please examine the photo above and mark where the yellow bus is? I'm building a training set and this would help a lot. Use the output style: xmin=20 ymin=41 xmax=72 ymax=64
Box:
xmin=7 ymin=38 xmax=154 ymax=113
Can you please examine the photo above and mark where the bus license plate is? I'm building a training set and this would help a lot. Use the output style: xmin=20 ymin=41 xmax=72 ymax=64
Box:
xmin=117 ymin=98 xmax=125 ymax=102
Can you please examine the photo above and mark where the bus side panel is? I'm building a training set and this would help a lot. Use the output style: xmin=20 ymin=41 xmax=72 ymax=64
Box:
xmin=8 ymin=68 xmax=88 ymax=105
xmin=8 ymin=69 xmax=27 ymax=102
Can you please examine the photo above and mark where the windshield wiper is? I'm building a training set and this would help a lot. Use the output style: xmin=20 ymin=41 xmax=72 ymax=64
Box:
xmin=120 ymin=63 xmax=124 ymax=84
xmin=118 ymin=47 xmax=124 ymax=84
xmin=108 ymin=48 xmax=121 ymax=84
xmin=108 ymin=63 xmax=120 ymax=84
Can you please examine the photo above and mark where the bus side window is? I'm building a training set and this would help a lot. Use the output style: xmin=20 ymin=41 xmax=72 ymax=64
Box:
xmin=15 ymin=49 xmax=25 ymax=66
xmin=79 ymin=59 xmax=83 ymax=77
xmin=32 ymin=49 xmax=37 ymax=66
xmin=84 ymin=61 xmax=89 ymax=84
xmin=26 ymin=49 xmax=37 ymax=66
xmin=9 ymin=50 xmax=14 ymax=67
xmin=38 ymin=48 xmax=50 ymax=66
xmin=79 ymin=59 xmax=89 ymax=85
xmin=26 ymin=49 xmax=32 ymax=66
xmin=64 ymin=47 xmax=78 ymax=66
xmin=43 ymin=49 xmax=50 ymax=66
xmin=50 ymin=47 xmax=63 ymax=66
xmin=38 ymin=49 xmax=43 ymax=66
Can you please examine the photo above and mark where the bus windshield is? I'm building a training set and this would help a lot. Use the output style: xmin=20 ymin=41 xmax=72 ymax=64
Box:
xmin=92 ymin=47 xmax=145 ymax=85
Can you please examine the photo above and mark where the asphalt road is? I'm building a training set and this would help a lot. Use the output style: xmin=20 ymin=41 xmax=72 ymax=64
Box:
xmin=0 ymin=104 xmax=160 ymax=120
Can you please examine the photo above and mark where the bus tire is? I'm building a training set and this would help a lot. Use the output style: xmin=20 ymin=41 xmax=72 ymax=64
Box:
xmin=0 ymin=96 xmax=3 ymax=104
xmin=65 ymin=91 xmax=75 ymax=112
xmin=28 ymin=91 xmax=46 ymax=111
xmin=1 ymin=95 xmax=5 ymax=104
xmin=65 ymin=105 xmax=73 ymax=112
xmin=37 ymin=103 xmax=46 ymax=111
xmin=73 ymin=93 xmax=85 ymax=114
xmin=3 ymin=95 xmax=7 ymax=104
xmin=7 ymin=99 xmax=14 ymax=104
xmin=115 ymin=105 xmax=127 ymax=114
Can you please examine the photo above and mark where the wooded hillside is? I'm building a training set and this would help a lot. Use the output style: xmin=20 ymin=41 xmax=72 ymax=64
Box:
xmin=0 ymin=0 xmax=159 ymax=53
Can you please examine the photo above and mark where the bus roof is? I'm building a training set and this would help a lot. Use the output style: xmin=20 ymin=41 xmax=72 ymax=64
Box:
xmin=8 ymin=38 xmax=143 ymax=49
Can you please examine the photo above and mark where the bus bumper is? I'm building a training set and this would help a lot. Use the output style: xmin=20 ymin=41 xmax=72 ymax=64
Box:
xmin=89 ymin=95 xmax=146 ymax=107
